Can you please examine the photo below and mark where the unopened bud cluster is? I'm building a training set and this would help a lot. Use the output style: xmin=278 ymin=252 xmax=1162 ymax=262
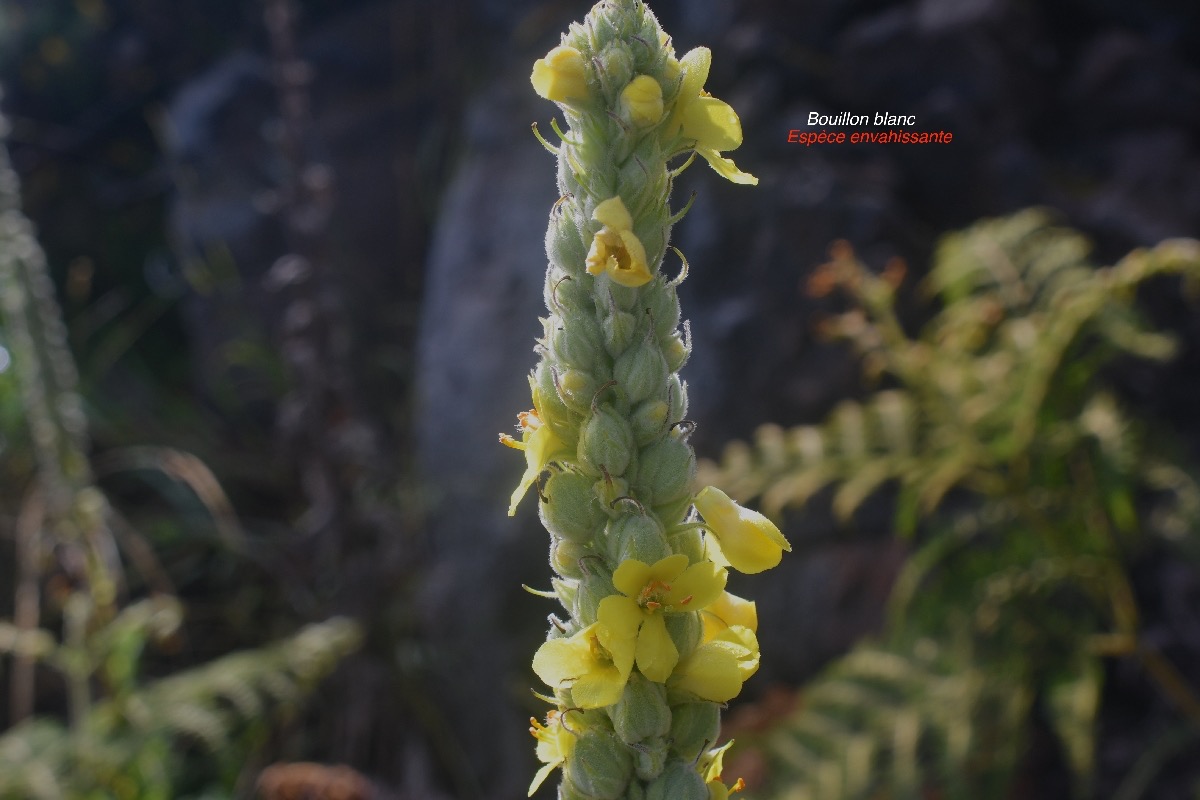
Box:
xmin=504 ymin=2 xmax=788 ymax=797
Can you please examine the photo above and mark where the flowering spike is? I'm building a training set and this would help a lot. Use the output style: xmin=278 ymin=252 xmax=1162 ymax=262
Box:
xmin=508 ymin=1 xmax=775 ymax=796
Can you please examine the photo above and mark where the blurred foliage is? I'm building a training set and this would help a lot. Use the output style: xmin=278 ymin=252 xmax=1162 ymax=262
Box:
xmin=699 ymin=211 xmax=1200 ymax=799
xmin=0 ymin=133 xmax=361 ymax=798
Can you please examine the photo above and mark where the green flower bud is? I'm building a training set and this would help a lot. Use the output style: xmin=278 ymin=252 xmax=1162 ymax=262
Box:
xmin=631 ymin=399 xmax=670 ymax=446
xmin=540 ymin=469 xmax=605 ymax=543
xmin=547 ymin=214 xmax=587 ymax=280
xmin=662 ymin=331 xmax=689 ymax=373
xmin=594 ymin=474 xmax=630 ymax=514
xmin=603 ymin=513 xmax=670 ymax=565
xmin=614 ymin=339 xmax=669 ymax=405
xmin=574 ymin=566 xmax=617 ymax=626
xmin=668 ymin=702 xmax=721 ymax=763
xmin=552 ymin=311 xmax=607 ymax=372
xmin=610 ymin=672 xmax=671 ymax=745
xmin=603 ymin=309 xmax=638 ymax=356
xmin=667 ymin=526 xmax=706 ymax=564
xmin=564 ymin=729 xmax=634 ymax=800
xmin=647 ymin=283 xmax=681 ymax=339
xmin=551 ymin=537 xmax=591 ymax=578
xmin=633 ymin=736 xmax=670 ymax=782
xmin=644 ymin=760 xmax=707 ymax=800
xmin=578 ymin=404 xmax=635 ymax=477
xmin=633 ymin=435 xmax=695 ymax=507
xmin=665 ymin=611 xmax=701 ymax=657
xmin=595 ymin=42 xmax=635 ymax=100
xmin=560 ymin=369 xmax=600 ymax=412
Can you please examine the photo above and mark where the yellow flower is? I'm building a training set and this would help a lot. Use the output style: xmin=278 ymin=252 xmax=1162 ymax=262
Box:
xmin=501 ymin=380 xmax=572 ymax=516
xmin=531 ymin=45 xmax=588 ymax=104
xmin=694 ymin=486 xmax=791 ymax=574
xmin=700 ymin=590 xmax=757 ymax=642
xmin=620 ymin=75 xmax=664 ymax=127
xmin=585 ymin=197 xmax=653 ymax=287
xmin=700 ymin=741 xmax=746 ymax=800
xmin=532 ymin=614 xmax=638 ymax=708
xmin=669 ymin=624 xmax=759 ymax=703
xmin=669 ymin=47 xmax=757 ymax=185
xmin=600 ymin=554 xmax=727 ymax=682
xmin=528 ymin=709 xmax=579 ymax=796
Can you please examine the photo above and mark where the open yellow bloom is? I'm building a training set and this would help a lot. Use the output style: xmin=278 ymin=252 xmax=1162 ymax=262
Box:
xmin=694 ymin=486 xmax=791 ymax=574
xmin=669 ymin=624 xmax=759 ymax=703
xmin=528 ymin=709 xmax=579 ymax=796
xmin=500 ymin=382 xmax=571 ymax=515
xmin=669 ymin=47 xmax=757 ymax=185
xmin=620 ymin=75 xmax=664 ymax=127
xmin=700 ymin=589 xmax=757 ymax=642
xmin=585 ymin=196 xmax=653 ymax=287
xmin=599 ymin=554 xmax=727 ymax=682
xmin=532 ymin=613 xmax=638 ymax=708
xmin=531 ymin=45 xmax=588 ymax=103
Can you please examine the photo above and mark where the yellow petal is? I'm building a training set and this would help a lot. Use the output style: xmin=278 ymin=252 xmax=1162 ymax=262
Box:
xmin=671 ymin=640 xmax=748 ymax=702
xmin=664 ymin=560 xmax=727 ymax=611
xmin=621 ymin=75 xmax=664 ymax=127
xmin=531 ymin=45 xmax=588 ymax=103
xmin=698 ymin=148 xmax=758 ymax=186
xmin=682 ymin=95 xmax=742 ymax=152
xmin=612 ymin=558 xmax=654 ymax=598
xmin=707 ymin=590 xmax=758 ymax=633
xmin=507 ymin=424 xmax=568 ymax=516
xmin=571 ymin=662 xmax=629 ymax=708
xmin=528 ymin=761 xmax=559 ymax=797
xmin=678 ymin=48 xmax=711 ymax=111
xmin=532 ymin=634 xmax=592 ymax=690
xmin=635 ymin=611 xmax=679 ymax=682
xmin=695 ymin=486 xmax=790 ymax=573
xmin=608 ymin=230 xmax=652 ymax=287
xmin=593 ymin=196 xmax=634 ymax=231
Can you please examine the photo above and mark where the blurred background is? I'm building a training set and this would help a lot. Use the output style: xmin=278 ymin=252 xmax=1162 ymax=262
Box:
xmin=1 ymin=0 xmax=1199 ymax=798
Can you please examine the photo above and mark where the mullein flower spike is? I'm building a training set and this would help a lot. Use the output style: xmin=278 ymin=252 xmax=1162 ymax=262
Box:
xmin=507 ymin=2 xmax=782 ymax=796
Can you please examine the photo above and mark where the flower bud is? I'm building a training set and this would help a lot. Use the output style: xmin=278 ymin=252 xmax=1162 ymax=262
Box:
xmin=540 ymin=469 xmax=605 ymax=543
xmin=633 ymin=736 xmax=670 ymax=782
xmin=631 ymin=399 xmax=669 ymax=446
xmin=531 ymin=46 xmax=589 ymax=104
xmin=559 ymin=369 xmax=599 ymax=412
xmin=551 ymin=537 xmax=590 ymax=578
xmin=665 ymin=610 xmax=701 ymax=656
xmin=547 ymin=213 xmax=587 ymax=280
xmin=614 ymin=339 xmax=669 ymax=405
xmin=610 ymin=672 xmax=671 ymax=745
xmin=668 ymin=702 xmax=721 ymax=763
xmin=564 ymin=729 xmax=634 ymax=800
xmin=662 ymin=331 xmax=690 ymax=373
xmin=574 ymin=566 xmax=616 ymax=626
xmin=603 ymin=513 xmax=670 ymax=565
xmin=603 ymin=309 xmax=638 ymax=356
xmin=644 ymin=760 xmax=707 ymax=800
xmin=595 ymin=42 xmax=635 ymax=99
xmin=620 ymin=75 xmax=664 ymax=127
xmin=578 ymin=404 xmax=635 ymax=477
xmin=633 ymin=435 xmax=695 ymax=507
xmin=551 ymin=312 xmax=606 ymax=372
xmin=667 ymin=526 xmax=706 ymax=564
xmin=647 ymin=283 xmax=681 ymax=339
